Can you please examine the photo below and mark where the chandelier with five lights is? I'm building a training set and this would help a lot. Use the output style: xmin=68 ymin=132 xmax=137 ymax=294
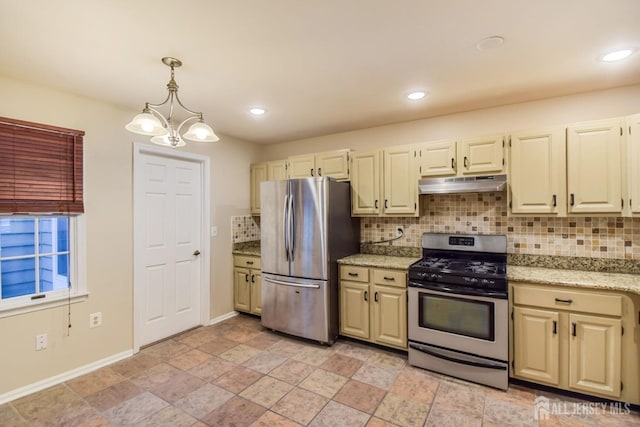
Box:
xmin=125 ymin=57 xmax=219 ymax=147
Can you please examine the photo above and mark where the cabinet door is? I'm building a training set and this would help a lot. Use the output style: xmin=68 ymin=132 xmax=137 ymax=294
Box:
xmin=371 ymin=285 xmax=407 ymax=349
xmin=567 ymin=119 xmax=623 ymax=214
xmin=628 ymin=114 xmax=640 ymax=215
xmin=339 ymin=281 xmax=370 ymax=339
xmin=288 ymin=154 xmax=315 ymax=178
xmin=350 ymin=150 xmax=381 ymax=216
xmin=419 ymin=140 xmax=457 ymax=177
xmin=383 ymin=145 xmax=418 ymax=215
xmin=234 ymin=267 xmax=251 ymax=312
xmin=250 ymin=270 xmax=262 ymax=315
xmin=250 ymin=163 xmax=268 ymax=215
xmin=267 ymin=160 xmax=288 ymax=180
xmin=513 ymin=306 xmax=560 ymax=386
xmin=457 ymin=135 xmax=504 ymax=175
xmin=569 ymin=313 xmax=621 ymax=398
xmin=316 ymin=150 xmax=350 ymax=181
xmin=509 ymin=129 xmax=566 ymax=215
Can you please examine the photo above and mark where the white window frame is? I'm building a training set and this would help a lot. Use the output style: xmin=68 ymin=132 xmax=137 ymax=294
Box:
xmin=0 ymin=214 xmax=86 ymax=318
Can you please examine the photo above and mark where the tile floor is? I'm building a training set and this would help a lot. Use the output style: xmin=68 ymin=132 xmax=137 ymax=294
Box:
xmin=1 ymin=314 xmax=638 ymax=426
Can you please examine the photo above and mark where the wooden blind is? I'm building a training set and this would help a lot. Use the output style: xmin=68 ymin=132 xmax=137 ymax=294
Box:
xmin=0 ymin=117 xmax=85 ymax=214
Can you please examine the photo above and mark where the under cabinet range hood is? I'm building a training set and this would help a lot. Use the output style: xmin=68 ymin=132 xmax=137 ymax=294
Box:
xmin=419 ymin=174 xmax=507 ymax=195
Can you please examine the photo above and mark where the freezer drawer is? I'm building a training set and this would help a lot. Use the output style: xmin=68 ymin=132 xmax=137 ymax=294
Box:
xmin=261 ymin=274 xmax=336 ymax=344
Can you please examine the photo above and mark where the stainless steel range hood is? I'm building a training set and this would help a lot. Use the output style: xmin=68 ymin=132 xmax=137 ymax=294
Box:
xmin=419 ymin=174 xmax=507 ymax=194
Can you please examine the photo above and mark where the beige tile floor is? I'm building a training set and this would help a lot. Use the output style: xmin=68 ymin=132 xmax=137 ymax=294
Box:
xmin=1 ymin=314 xmax=638 ymax=426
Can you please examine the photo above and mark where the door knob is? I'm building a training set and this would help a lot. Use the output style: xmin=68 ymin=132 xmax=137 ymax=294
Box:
xmin=193 ymin=250 xmax=201 ymax=256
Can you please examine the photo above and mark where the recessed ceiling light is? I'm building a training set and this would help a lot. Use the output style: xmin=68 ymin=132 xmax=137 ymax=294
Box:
xmin=407 ymin=91 xmax=426 ymax=101
xmin=476 ymin=36 xmax=504 ymax=51
xmin=249 ymin=107 xmax=266 ymax=115
xmin=599 ymin=48 xmax=635 ymax=62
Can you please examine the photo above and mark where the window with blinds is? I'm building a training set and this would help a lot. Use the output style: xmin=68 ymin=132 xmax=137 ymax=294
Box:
xmin=0 ymin=117 xmax=86 ymax=315
xmin=0 ymin=117 xmax=84 ymax=214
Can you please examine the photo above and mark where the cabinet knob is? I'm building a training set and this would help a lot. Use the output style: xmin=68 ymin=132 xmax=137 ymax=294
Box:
xmin=552 ymin=194 xmax=557 ymax=207
xmin=374 ymin=292 xmax=379 ymax=302
xmin=463 ymin=156 xmax=469 ymax=168
xmin=364 ymin=290 xmax=368 ymax=301
xmin=570 ymin=193 xmax=575 ymax=206
xmin=348 ymin=272 xmax=359 ymax=277
xmin=572 ymin=322 xmax=577 ymax=337
xmin=193 ymin=250 xmax=201 ymax=256
xmin=383 ymin=276 xmax=395 ymax=281
xmin=310 ymin=168 xmax=314 ymax=176
xmin=245 ymin=274 xmax=249 ymax=282
xmin=251 ymin=274 xmax=255 ymax=283
xmin=246 ymin=260 xmax=254 ymax=265
xmin=554 ymin=298 xmax=573 ymax=304
xmin=552 ymin=320 xmax=557 ymax=335
xmin=318 ymin=167 xmax=322 ymax=176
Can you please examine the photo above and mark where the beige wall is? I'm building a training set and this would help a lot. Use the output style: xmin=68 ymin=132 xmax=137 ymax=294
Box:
xmin=263 ymin=84 xmax=640 ymax=159
xmin=0 ymin=74 xmax=260 ymax=396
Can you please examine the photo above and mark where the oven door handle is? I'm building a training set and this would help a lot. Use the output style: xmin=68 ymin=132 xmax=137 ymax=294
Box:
xmin=409 ymin=342 xmax=507 ymax=370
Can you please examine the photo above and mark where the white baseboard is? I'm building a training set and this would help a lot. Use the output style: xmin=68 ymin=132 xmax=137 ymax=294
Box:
xmin=0 ymin=349 xmax=133 ymax=405
xmin=209 ymin=311 xmax=238 ymax=325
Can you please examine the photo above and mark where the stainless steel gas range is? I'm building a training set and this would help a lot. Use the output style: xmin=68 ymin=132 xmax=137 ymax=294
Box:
xmin=407 ymin=233 xmax=509 ymax=390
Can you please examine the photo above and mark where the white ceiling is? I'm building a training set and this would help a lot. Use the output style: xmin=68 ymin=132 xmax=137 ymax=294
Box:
xmin=1 ymin=0 xmax=639 ymax=144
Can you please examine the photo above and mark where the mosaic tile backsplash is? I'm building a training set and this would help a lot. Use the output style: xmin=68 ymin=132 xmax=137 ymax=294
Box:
xmin=361 ymin=193 xmax=640 ymax=260
xmin=231 ymin=215 xmax=260 ymax=243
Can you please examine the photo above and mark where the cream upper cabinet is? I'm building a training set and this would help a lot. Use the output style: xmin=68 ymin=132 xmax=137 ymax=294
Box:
xmin=351 ymin=145 xmax=418 ymax=217
xmin=287 ymin=149 xmax=350 ymax=180
xmin=288 ymin=154 xmax=316 ymax=179
xmin=250 ymin=163 xmax=268 ymax=215
xmin=457 ymin=134 xmax=505 ymax=175
xmin=418 ymin=135 xmax=504 ymax=178
xmin=383 ymin=145 xmax=418 ymax=216
xmin=509 ymin=128 xmax=566 ymax=216
xmin=628 ymin=114 xmax=640 ymax=215
xmin=267 ymin=160 xmax=288 ymax=181
xmin=250 ymin=160 xmax=287 ymax=215
xmin=567 ymin=118 xmax=623 ymax=214
xmin=418 ymin=139 xmax=457 ymax=177
xmin=350 ymin=150 xmax=381 ymax=215
xmin=316 ymin=150 xmax=350 ymax=180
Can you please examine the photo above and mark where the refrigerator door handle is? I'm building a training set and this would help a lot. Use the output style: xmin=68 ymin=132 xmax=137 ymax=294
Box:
xmin=264 ymin=277 xmax=321 ymax=289
xmin=288 ymin=193 xmax=295 ymax=262
xmin=283 ymin=194 xmax=290 ymax=261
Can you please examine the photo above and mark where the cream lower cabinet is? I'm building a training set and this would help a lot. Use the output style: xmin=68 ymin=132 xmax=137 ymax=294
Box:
xmin=339 ymin=265 xmax=407 ymax=350
xmin=350 ymin=145 xmax=418 ymax=217
xmin=233 ymin=255 xmax=262 ymax=315
xmin=511 ymin=283 xmax=638 ymax=403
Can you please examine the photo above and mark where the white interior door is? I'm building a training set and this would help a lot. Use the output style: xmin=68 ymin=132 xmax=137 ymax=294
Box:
xmin=134 ymin=145 xmax=208 ymax=348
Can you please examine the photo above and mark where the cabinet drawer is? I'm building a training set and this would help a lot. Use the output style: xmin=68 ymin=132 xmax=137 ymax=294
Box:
xmin=340 ymin=265 xmax=370 ymax=282
xmin=373 ymin=269 xmax=406 ymax=288
xmin=513 ymin=285 xmax=622 ymax=317
xmin=234 ymin=255 xmax=261 ymax=269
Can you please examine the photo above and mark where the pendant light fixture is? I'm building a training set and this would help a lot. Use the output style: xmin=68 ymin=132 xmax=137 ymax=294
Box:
xmin=125 ymin=57 xmax=219 ymax=147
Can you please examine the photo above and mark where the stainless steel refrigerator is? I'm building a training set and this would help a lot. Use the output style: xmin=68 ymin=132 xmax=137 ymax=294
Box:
xmin=260 ymin=177 xmax=360 ymax=344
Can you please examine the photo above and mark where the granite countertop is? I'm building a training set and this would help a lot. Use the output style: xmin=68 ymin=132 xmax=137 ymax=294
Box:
xmin=508 ymin=265 xmax=640 ymax=296
xmin=337 ymin=253 xmax=420 ymax=270
xmin=232 ymin=241 xmax=260 ymax=257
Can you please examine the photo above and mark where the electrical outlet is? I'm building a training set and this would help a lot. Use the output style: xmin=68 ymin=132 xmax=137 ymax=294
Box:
xmin=396 ymin=226 xmax=405 ymax=237
xmin=36 ymin=333 xmax=47 ymax=351
xmin=90 ymin=312 xmax=102 ymax=328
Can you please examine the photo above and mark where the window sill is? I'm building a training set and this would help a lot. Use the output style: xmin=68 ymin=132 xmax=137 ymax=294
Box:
xmin=0 ymin=292 xmax=89 ymax=319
